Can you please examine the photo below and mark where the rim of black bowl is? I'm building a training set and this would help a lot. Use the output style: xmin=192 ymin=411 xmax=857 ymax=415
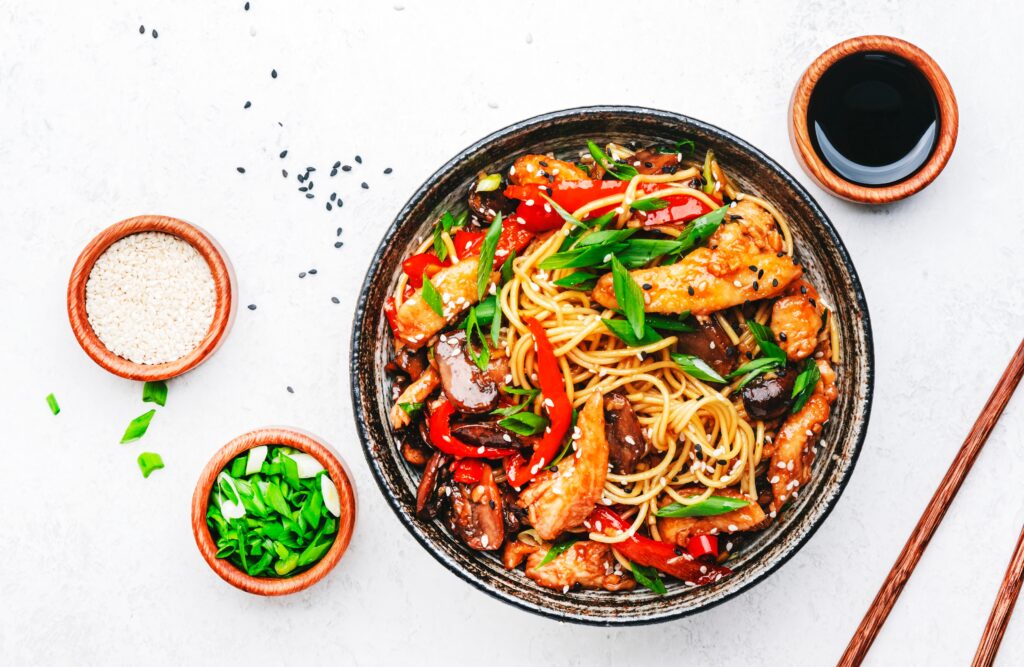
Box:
xmin=350 ymin=105 xmax=874 ymax=625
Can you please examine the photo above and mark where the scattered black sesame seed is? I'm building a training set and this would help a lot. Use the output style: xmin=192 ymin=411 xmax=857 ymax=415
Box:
xmin=361 ymin=182 xmax=368 ymax=189
xmin=336 ymin=199 xmax=343 ymax=207
xmin=271 ymin=69 xmax=277 ymax=78
xmin=299 ymin=272 xmax=306 ymax=278
xmin=330 ymin=192 xmax=336 ymax=201
xmin=244 ymin=1 xmax=250 ymax=9
xmin=305 ymin=193 xmax=314 ymax=199
xmin=758 ymin=269 xmax=764 ymax=279
xmin=644 ymin=161 xmax=653 ymax=168
xmin=247 ymin=304 xmax=257 ymax=310
xmin=308 ymin=269 xmax=317 ymax=275
xmin=334 ymin=241 xmax=343 ymax=248
xmin=779 ymin=332 xmax=788 ymax=341
xmin=383 ymin=167 xmax=393 ymax=174
xmin=745 ymin=351 xmax=753 ymax=360
xmin=326 ymin=202 xmax=332 ymax=211
xmin=243 ymin=101 xmax=252 ymax=110
xmin=152 ymin=29 xmax=158 ymax=38
xmin=236 ymin=167 xmax=246 ymax=173
xmin=341 ymin=165 xmax=352 ymax=172
xmin=286 ymin=386 xmax=294 ymax=394
xmin=777 ymin=251 xmax=785 ymax=257
xmin=306 ymin=166 xmax=316 ymax=172
xmin=139 ymin=24 xmax=145 ymax=34
xmin=809 ymin=297 xmax=817 ymax=307
xmin=282 ymin=169 xmax=288 ymax=178
xmin=355 ymin=155 xmax=362 ymax=163
xmin=772 ymin=278 xmax=779 ymax=287
xmin=687 ymin=286 xmax=695 ymax=296
xmin=298 ymin=186 xmax=308 ymax=192
xmin=330 ymin=168 xmax=338 ymax=177
xmin=336 ymin=227 xmax=342 ymax=236
xmin=331 ymin=297 xmax=340 ymax=304
xmin=642 ymin=283 xmax=652 ymax=290
xmin=753 ymin=281 xmax=759 ymax=292
xmin=800 ymin=285 xmax=808 ymax=295
xmin=333 ymin=161 xmax=341 ymax=169
xmin=307 ymin=181 xmax=314 ymax=191
xmin=748 ymin=265 xmax=758 ymax=272
xmin=279 ymin=149 xmax=287 ymax=158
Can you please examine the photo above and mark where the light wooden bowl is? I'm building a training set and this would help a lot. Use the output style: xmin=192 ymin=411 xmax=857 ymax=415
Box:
xmin=789 ymin=35 xmax=958 ymax=204
xmin=67 ymin=215 xmax=236 ymax=381
xmin=191 ymin=427 xmax=357 ymax=596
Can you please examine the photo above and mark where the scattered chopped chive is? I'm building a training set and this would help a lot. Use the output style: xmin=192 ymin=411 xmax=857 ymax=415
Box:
xmin=476 ymin=212 xmax=503 ymax=300
xmin=671 ymin=353 xmax=726 ymax=384
xmin=631 ymin=563 xmax=667 ymax=594
xmin=398 ymin=401 xmax=424 ymax=416
xmin=45 ymin=393 xmax=60 ymax=415
xmin=538 ymin=538 xmax=581 ymax=566
xmin=120 ymin=409 xmax=156 ymax=444
xmin=630 ymin=197 xmax=670 ymax=212
xmin=791 ymin=358 xmax=821 ymax=413
xmin=475 ymin=173 xmax=502 ymax=192
xmin=498 ymin=411 xmax=549 ymax=436
xmin=421 ymin=276 xmax=444 ymax=317
xmin=587 ymin=140 xmax=638 ymax=180
xmin=611 ymin=255 xmax=645 ymax=339
xmin=142 ymin=381 xmax=168 ymax=407
xmin=655 ymin=496 xmax=751 ymax=518
xmin=137 ymin=452 xmax=164 ymax=478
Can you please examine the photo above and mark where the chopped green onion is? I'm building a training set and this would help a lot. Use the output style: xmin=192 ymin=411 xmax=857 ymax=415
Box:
xmin=630 ymin=197 xmax=670 ymax=212
xmin=655 ymin=496 xmax=750 ymax=518
xmin=137 ymin=452 xmax=164 ymax=478
xmin=538 ymin=192 xmax=586 ymax=229
xmin=142 ymin=380 xmax=167 ymax=407
xmin=421 ymin=275 xmax=444 ymax=317
xmin=702 ymin=149 xmax=715 ymax=194
xmin=790 ymin=358 xmax=821 ymax=413
xmin=398 ymin=401 xmax=424 ymax=416
xmin=489 ymin=290 xmax=502 ymax=347
xmin=631 ymin=563 xmax=667 ymax=595
xmin=728 ymin=356 xmax=784 ymax=389
xmin=500 ymin=249 xmax=516 ymax=284
xmin=552 ymin=272 xmax=598 ymax=291
xmin=611 ymin=255 xmax=645 ymax=339
xmin=746 ymin=320 xmax=786 ymax=363
xmin=671 ymin=353 xmax=726 ymax=384
xmin=601 ymin=318 xmax=663 ymax=347
xmin=464 ymin=307 xmax=491 ymax=372
xmin=475 ymin=173 xmax=502 ymax=192
xmin=646 ymin=312 xmax=696 ymax=333
xmin=538 ymin=538 xmax=581 ymax=566
xmin=476 ymin=213 xmax=503 ymax=300
xmin=120 ymin=409 xmax=156 ymax=444
xmin=45 ymin=393 xmax=60 ymax=415
xmin=498 ymin=411 xmax=550 ymax=436
xmin=587 ymin=140 xmax=638 ymax=180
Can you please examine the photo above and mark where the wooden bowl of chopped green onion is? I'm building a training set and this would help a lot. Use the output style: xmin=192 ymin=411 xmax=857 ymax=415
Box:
xmin=191 ymin=428 xmax=357 ymax=595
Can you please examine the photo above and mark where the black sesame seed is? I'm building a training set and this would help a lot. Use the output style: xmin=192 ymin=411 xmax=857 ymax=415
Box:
xmin=753 ymin=281 xmax=759 ymax=292
xmin=777 ymin=251 xmax=785 ymax=257
xmin=236 ymin=167 xmax=246 ymax=173
xmin=309 ymin=269 xmax=317 ymax=275
xmin=305 ymin=193 xmax=314 ymax=199
xmin=334 ymin=241 xmax=343 ymax=248
xmin=642 ymin=283 xmax=652 ymax=290
xmin=244 ymin=1 xmax=250 ymax=9
xmin=748 ymin=265 xmax=758 ymax=272
xmin=341 ymin=165 xmax=352 ymax=172
xmin=139 ymin=25 xmax=145 ymax=34
xmin=745 ymin=351 xmax=753 ymax=360
xmin=306 ymin=166 xmax=316 ymax=172
xmin=772 ymin=278 xmax=779 ymax=287
xmin=271 ymin=69 xmax=277 ymax=78
xmin=336 ymin=199 xmax=343 ymax=207
xmin=152 ymin=29 xmax=158 ymax=38
xmin=330 ymin=168 xmax=338 ymax=177
xmin=687 ymin=286 xmax=695 ymax=296
xmin=326 ymin=202 xmax=332 ymax=211
xmin=758 ymin=269 xmax=764 ymax=279
xmin=282 ymin=169 xmax=288 ymax=178
xmin=247 ymin=304 xmax=257 ymax=310
xmin=538 ymin=160 xmax=548 ymax=167
xmin=800 ymin=285 xmax=808 ymax=295
xmin=355 ymin=155 xmax=362 ymax=163
xmin=361 ymin=182 xmax=369 ymax=189
xmin=809 ymin=297 xmax=817 ymax=307
xmin=299 ymin=272 xmax=306 ymax=278
xmin=779 ymin=332 xmax=788 ymax=341
xmin=244 ymin=100 xmax=252 ymax=109
xmin=694 ymin=444 xmax=703 ymax=459
xmin=644 ymin=161 xmax=653 ymax=168
xmin=307 ymin=181 xmax=314 ymax=191
xmin=336 ymin=227 xmax=342 ymax=236
xmin=330 ymin=192 xmax=336 ymax=201
xmin=384 ymin=167 xmax=393 ymax=174
xmin=298 ymin=186 xmax=308 ymax=192
xmin=279 ymin=149 xmax=287 ymax=158
xmin=333 ymin=161 xmax=341 ymax=169
xmin=331 ymin=297 xmax=340 ymax=304
xmin=286 ymin=386 xmax=294 ymax=394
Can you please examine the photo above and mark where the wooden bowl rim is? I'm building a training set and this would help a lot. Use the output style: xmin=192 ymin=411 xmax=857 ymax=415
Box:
xmin=788 ymin=35 xmax=959 ymax=204
xmin=190 ymin=427 xmax=357 ymax=596
xmin=66 ymin=215 xmax=235 ymax=381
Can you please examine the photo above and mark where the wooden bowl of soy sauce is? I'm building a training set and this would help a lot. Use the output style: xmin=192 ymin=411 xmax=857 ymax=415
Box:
xmin=789 ymin=35 xmax=958 ymax=204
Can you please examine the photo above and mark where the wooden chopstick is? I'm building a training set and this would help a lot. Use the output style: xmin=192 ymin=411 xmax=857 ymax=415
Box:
xmin=972 ymin=522 xmax=1024 ymax=667
xmin=839 ymin=337 xmax=1024 ymax=667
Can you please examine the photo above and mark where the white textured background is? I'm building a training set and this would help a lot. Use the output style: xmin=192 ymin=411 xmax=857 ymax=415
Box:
xmin=3 ymin=1 xmax=1023 ymax=665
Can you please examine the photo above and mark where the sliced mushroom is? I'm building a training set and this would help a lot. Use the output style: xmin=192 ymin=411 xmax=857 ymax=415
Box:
xmin=741 ymin=366 xmax=797 ymax=421
xmin=468 ymin=175 xmax=517 ymax=225
xmin=435 ymin=330 xmax=502 ymax=414
xmin=415 ymin=451 xmax=450 ymax=521
xmin=603 ymin=392 xmax=649 ymax=474
xmin=632 ymin=147 xmax=684 ymax=175
xmin=446 ymin=465 xmax=505 ymax=551
xmin=451 ymin=421 xmax=523 ymax=450
xmin=675 ymin=319 xmax=738 ymax=377
xmin=386 ymin=346 xmax=428 ymax=381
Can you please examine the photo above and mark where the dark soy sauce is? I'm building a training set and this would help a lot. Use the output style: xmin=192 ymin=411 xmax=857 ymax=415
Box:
xmin=807 ymin=51 xmax=939 ymax=187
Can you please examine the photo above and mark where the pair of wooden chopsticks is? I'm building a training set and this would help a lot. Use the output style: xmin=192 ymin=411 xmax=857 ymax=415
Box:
xmin=840 ymin=338 xmax=1024 ymax=667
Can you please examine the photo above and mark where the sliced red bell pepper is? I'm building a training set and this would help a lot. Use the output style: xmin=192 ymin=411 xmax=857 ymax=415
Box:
xmin=506 ymin=318 xmax=572 ymax=487
xmin=585 ymin=507 xmax=731 ymax=586
xmin=452 ymin=230 xmax=484 ymax=257
xmin=428 ymin=400 xmax=517 ymax=459
xmin=686 ymin=534 xmax=719 ymax=561
xmin=638 ymin=195 xmax=713 ymax=227
xmin=464 ymin=219 xmax=534 ymax=266
xmin=452 ymin=459 xmax=485 ymax=484
xmin=402 ymin=251 xmax=446 ymax=289
xmin=383 ymin=296 xmax=399 ymax=333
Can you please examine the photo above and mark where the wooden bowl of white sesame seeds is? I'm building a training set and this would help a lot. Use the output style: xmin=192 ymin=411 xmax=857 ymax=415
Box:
xmin=67 ymin=215 xmax=236 ymax=381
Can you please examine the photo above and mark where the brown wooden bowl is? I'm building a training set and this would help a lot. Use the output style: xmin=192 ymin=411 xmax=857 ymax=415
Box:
xmin=789 ymin=35 xmax=958 ymax=204
xmin=67 ymin=215 xmax=236 ymax=381
xmin=191 ymin=427 xmax=357 ymax=596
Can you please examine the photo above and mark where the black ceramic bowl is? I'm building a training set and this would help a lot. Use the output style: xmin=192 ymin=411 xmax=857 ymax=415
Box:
xmin=351 ymin=106 xmax=873 ymax=625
